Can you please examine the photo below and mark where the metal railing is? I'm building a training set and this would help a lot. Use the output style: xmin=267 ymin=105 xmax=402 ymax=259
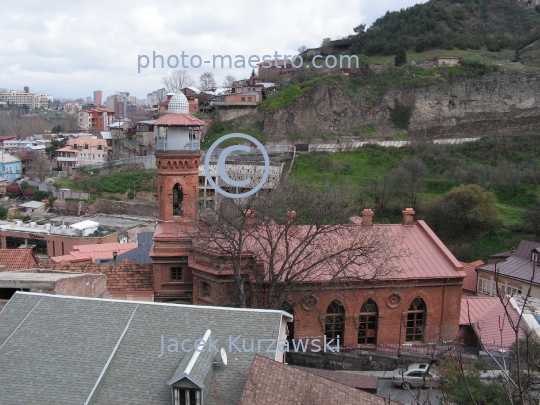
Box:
xmin=157 ymin=139 xmax=200 ymax=151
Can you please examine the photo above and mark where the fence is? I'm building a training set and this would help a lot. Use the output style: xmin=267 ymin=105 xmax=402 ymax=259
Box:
xmin=53 ymin=190 xmax=90 ymax=200
xmin=24 ymin=179 xmax=55 ymax=193
xmin=79 ymin=155 xmax=156 ymax=170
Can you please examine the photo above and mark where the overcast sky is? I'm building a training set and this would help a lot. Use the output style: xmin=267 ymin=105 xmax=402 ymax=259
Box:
xmin=0 ymin=0 xmax=424 ymax=100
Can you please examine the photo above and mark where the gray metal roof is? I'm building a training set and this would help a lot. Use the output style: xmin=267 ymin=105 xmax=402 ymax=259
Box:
xmin=478 ymin=240 xmax=540 ymax=284
xmin=117 ymin=232 xmax=154 ymax=264
xmin=0 ymin=293 xmax=290 ymax=405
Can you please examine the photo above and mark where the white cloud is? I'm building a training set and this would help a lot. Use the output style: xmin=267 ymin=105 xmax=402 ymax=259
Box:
xmin=0 ymin=0 xmax=424 ymax=99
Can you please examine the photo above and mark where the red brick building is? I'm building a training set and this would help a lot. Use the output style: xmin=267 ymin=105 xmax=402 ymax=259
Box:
xmin=147 ymin=95 xmax=465 ymax=347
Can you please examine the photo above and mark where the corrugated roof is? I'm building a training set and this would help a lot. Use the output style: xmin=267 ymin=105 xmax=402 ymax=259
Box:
xmin=19 ymin=201 xmax=46 ymax=209
xmin=240 ymin=355 xmax=400 ymax=405
xmin=0 ymin=249 xmax=38 ymax=271
xmin=50 ymin=243 xmax=138 ymax=264
xmin=153 ymin=113 xmax=205 ymax=127
xmin=460 ymin=296 xmax=522 ymax=347
xmin=69 ymin=220 xmax=99 ymax=230
xmin=116 ymin=233 xmax=154 ymax=264
xmin=477 ymin=240 xmax=540 ymax=285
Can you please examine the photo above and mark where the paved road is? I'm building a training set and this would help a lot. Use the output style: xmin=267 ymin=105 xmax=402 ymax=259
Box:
xmin=377 ymin=379 xmax=443 ymax=405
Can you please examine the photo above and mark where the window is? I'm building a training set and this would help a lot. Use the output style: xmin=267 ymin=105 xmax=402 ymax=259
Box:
xmin=201 ymin=282 xmax=211 ymax=298
xmin=241 ymin=97 xmax=245 ymax=102
xmin=84 ymin=143 xmax=88 ymax=149
xmin=173 ymin=388 xmax=200 ymax=405
xmin=406 ymin=297 xmax=426 ymax=342
xmin=171 ymin=267 xmax=182 ymax=281
xmin=325 ymin=300 xmax=345 ymax=341
xmin=358 ymin=299 xmax=378 ymax=345
xmin=98 ymin=144 xmax=103 ymax=150
xmin=5 ymin=237 xmax=25 ymax=249
xmin=479 ymin=278 xmax=493 ymax=295
xmin=248 ymin=97 xmax=252 ymax=102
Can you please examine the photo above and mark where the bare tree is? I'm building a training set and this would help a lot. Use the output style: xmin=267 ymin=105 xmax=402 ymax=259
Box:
xmin=199 ymin=72 xmax=216 ymax=91
xmin=192 ymin=180 xmax=405 ymax=310
xmin=162 ymin=70 xmax=195 ymax=93
xmin=298 ymin=45 xmax=307 ymax=54
xmin=222 ymin=75 xmax=236 ymax=90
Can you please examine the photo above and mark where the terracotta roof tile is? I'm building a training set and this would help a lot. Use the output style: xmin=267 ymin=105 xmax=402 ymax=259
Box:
xmin=240 ymin=355 xmax=399 ymax=405
xmin=0 ymin=249 xmax=39 ymax=271
xmin=461 ymin=260 xmax=484 ymax=293
xmin=50 ymin=243 xmax=138 ymax=264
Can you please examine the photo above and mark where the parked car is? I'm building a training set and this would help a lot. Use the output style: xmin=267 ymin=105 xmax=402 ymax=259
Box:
xmin=392 ymin=363 xmax=439 ymax=389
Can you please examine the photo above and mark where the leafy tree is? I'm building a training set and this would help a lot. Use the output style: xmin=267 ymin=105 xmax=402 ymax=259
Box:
xmin=522 ymin=199 xmax=540 ymax=240
xmin=0 ymin=206 xmax=7 ymax=220
xmin=440 ymin=360 xmax=512 ymax=405
xmin=51 ymin=124 xmax=63 ymax=134
xmin=394 ymin=49 xmax=407 ymax=66
xmin=389 ymin=99 xmax=412 ymax=129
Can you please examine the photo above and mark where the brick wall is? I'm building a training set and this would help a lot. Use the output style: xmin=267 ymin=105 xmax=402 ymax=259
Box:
xmin=53 ymin=273 xmax=108 ymax=298
xmin=41 ymin=261 xmax=154 ymax=291
xmin=92 ymin=199 xmax=158 ymax=217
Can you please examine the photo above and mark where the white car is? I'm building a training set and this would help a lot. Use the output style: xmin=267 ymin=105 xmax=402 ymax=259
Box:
xmin=392 ymin=363 xmax=438 ymax=389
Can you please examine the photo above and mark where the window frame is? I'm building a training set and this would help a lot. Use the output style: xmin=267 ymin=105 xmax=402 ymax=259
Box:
xmin=171 ymin=267 xmax=183 ymax=281
xmin=358 ymin=299 xmax=378 ymax=345
xmin=325 ymin=300 xmax=345 ymax=341
xmin=406 ymin=297 xmax=426 ymax=343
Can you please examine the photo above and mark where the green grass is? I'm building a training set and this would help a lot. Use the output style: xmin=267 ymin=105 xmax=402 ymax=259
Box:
xmin=201 ymin=122 xmax=264 ymax=150
xmin=366 ymin=48 xmax=514 ymax=65
xmin=290 ymin=135 xmax=540 ymax=261
xmin=56 ymin=166 xmax=156 ymax=195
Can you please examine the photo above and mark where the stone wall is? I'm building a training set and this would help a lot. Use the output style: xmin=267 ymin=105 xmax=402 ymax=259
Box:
xmin=92 ymin=198 xmax=158 ymax=217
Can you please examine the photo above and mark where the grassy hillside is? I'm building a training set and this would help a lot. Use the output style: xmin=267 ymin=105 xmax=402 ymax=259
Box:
xmin=349 ymin=0 xmax=540 ymax=56
xmin=291 ymin=134 xmax=540 ymax=262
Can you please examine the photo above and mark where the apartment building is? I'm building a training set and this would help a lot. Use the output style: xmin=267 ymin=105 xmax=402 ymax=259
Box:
xmin=0 ymin=90 xmax=49 ymax=109
xmin=78 ymin=107 xmax=115 ymax=131
xmin=55 ymin=136 xmax=108 ymax=173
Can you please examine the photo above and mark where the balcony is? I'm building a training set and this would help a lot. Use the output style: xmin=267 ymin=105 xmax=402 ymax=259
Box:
xmin=157 ymin=139 xmax=200 ymax=151
xmin=56 ymin=157 xmax=77 ymax=162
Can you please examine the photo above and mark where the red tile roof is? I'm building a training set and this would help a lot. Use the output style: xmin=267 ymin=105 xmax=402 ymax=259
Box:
xmin=50 ymin=243 xmax=138 ymax=264
xmin=240 ymin=355 xmax=399 ymax=405
xmin=460 ymin=296 xmax=523 ymax=347
xmin=461 ymin=260 xmax=484 ymax=294
xmin=153 ymin=113 xmax=205 ymax=126
xmin=0 ymin=249 xmax=39 ymax=271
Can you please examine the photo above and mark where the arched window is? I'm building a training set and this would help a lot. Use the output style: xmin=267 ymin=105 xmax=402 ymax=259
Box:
xmin=325 ymin=300 xmax=345 ymax=341
xmin=358 ymin=299 xmax=378 ymax=345
xmin=173 ymin=183 xmax=183 ymax=216
xmin=406 ymin=297 xmax=426 ymax=342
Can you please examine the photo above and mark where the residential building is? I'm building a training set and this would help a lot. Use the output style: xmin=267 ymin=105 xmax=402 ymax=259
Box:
xmin=0 ymin=89 xmax=49 ymax=109
xmin=78 ymin=107 xmax=115 ymax=131
xmin=435 ymin=56 xmax=461 ymax=66
xmin=0 ymin=153 xmax=22 ymax=181
xmin=147 ymin=88 xmax=167 ymax=106
xmin=239 ymin=355 xmax=400 ymax=405
xmin=2 ymin=138 xmax=48 ymax=152
xmin=257 ymin=59 xmax=296 ymax=78
xmin=94 ymin=90 xmax=103 ymax=106
xmin=18 ymin=201 xmax=47 ymax=215
xmin=0 ymin=219 xmax=118 ymax=256
xmin=0 ymin=177 xmax=7 ymax=195
xmin=0 ymin=292 xmax=292 ymax=404
xmin=55 ymin=135 xmax=108 ymax=172
xmin=476 ymin=240 xmax=540 ymax=298
xmin=458 ymin=296 xmax=522 ymax=350
xmin=136 ymin=119 xmax=157 ymax=152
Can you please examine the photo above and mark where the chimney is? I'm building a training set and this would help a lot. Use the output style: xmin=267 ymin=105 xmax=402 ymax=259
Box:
xmin=287 ymin=211 xmax=297 ymax=232
xmin=244 ymin=210 xmax=258 ymax=228
xmin=402 ymin=208 xmax=415 ymax=226
xmin=361 ymin=208 xmax=374 ymax=226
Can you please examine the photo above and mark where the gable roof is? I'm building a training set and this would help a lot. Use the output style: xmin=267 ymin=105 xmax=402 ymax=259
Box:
xmin=116 ymin=232 xmax=154 ymax=264
xmin=461 ymin=260 xmax=484 ymax=294
xmin=0 ymin=249 xmax=39 ymax=271
xmin=240 ymin=355 xmax=400 ymax=405
xmin=477 ymin=240 xmax=540 ymax=285
xmin=460 ymin=296 xmax=523 ymax=348
xmin=0 ymin=293 xmax=291 ymax=405
xmin=50 ymin=242 xmax=138 ymax=264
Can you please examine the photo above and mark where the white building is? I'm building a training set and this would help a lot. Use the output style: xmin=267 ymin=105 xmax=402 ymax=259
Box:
xmin=0 ymin=91 xmax=49 ymax=109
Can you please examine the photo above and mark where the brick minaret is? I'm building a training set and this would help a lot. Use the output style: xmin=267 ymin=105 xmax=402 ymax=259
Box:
xmin=155 ymin=150 xmax=201 ymax=221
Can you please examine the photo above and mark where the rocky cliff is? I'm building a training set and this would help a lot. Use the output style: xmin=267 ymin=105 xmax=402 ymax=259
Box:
xmin=238 ymin=68 xmax=540 ymax=141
